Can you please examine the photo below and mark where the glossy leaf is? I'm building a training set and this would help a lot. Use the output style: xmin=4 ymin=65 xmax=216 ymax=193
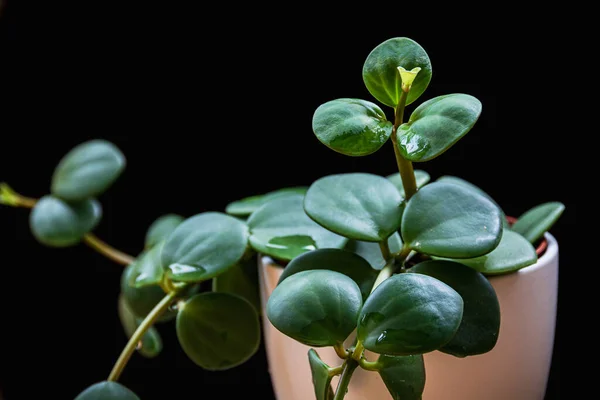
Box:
xmin=144 ymin=214 xmax=184 ymax=250
xmin=401 ymin=182 xmax=502 ymax=258
xmin=396 ymin=94 xmax=482 ymax=162
xmin=225 ymin=187 xmax=308 ymax=217
xmin=74 ymin=381 xmax=139 ymax=400
xmin=308 ymin=349 xmax=335 ymax=400
xmin=278 ymin=248 xmax=377 ymax=301
xmin=378 ymin=355 xmax=425 ymax=400
xmin=386 ymin=170 xmax=431 ymax=198
xmin=29 ymin=195 xmax=102 ymax=247
xmin=161 ymin=212 xmax=249 ymax=282
xmin=121 ymin=264 xmax=177 ymax=323
xmin=247 ymin=194 xmax=347 ymax=261
xmin=213 ymin=255 xmax=261 ymax=313
xmin=176 ymin=292 xmax=260 ymax=370
xmin=304 ymin=173 xmax=403 ymax=242
xmin=512 ymin=202 xmax=565 ymax=243
xmin=410 ymin=260 xmax=500 ymax=357
xmin=312 ymin=98 xmax=393 ymax=156
xmin=128 ymin=241 xmax=165 ymax=288
xmin=51 ymin=139 xmax=126 ymax=202
xmin=357 ymin=273 xmax=463 ymax=355
xmin=344 ymin=232 xmax=403 ymax=270
xmin=267 ymin=270 xmax=362 ymax=347
xmin=117 ymin=294 xmax=162 ymax=358
xmin=436 ymin=175 xmax=508 ymax=228
xmin=362 ymin=37 xmax=432 ymax=107
xmin=444 ymin=229 xmax=537 ymax=275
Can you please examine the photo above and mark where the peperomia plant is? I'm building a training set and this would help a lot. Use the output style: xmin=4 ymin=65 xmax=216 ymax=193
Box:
xmin=228 ymin=37 xmax=564 ymax=399
xmin=0 ymin=37 xmax=565 ymax=400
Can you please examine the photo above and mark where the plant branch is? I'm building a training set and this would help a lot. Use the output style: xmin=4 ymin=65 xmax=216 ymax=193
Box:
xmin=391 ymin=91 xmax=418 ymax=200
xmin=334 ymin=343 xmax=350 ymax=359
xmin=333 ymin=359 xmax=359 ymax=400
xmin=358 ymin=357 xmax=380 ymax=372
xmin=108 ymin=288 xmax=183 ymax=381
xmin=378 ymin=240 xmax=392 ymax=261
xmin=0 ymin=183 xmax=136 ymax=266
xmin=83 ymin=233 xmax=135 ymax=266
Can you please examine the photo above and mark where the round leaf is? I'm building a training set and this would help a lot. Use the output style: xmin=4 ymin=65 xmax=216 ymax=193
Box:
xmin=144 ymin=213 xmax=184 ymax=250
xmin=128 ymin=241 xmax=165 ymax=288
xmin=312 ymin=98 xmax=393 ymax=156
xmin=117 ymin=294 xmax=162 ymax=358
xmin=212 ymin=255 xmax=261 ymax=314
xmin=386 ymin=169 xmax=431 ymax=198
xmin=121 ymin=264 xmax=177 ymax=323
xmin=247 ymin=194 xmax=347 ymax=261
xmin=267 ymin=270 xmax=362 ymax=347
xmin=29 ymin=195 xmax=102 ymax=247
xmin=225 ymin=186 xmax=308 ymax=217
xmin=444 ymin=229 xmax=537 ymax=275
xmin=377 ymin=355 xmax=425 ymax=400
xmin=278 ymin=248 xmax=377 ymax=301
xmin=344 ymin=232 xmax=403 ymax=270
xmin=362 ymin=37 xmax=432 ymax=107
xmin=74 ymin=381 xmax=139 ymax=400
xmin=437 ymin=175 xmax=508 ymax=229
xmin=304 ymin=173 xmax=403 ymax=242
xmin=396 ymin=94 xmax=482 ymax=162
xmin=410 ymin=260 xmax=500 ymax=357
xmin=401 ymin=182 xmax=502 ymax=258
xmin=511 ymin=202 xmax=565 ymax=243
xmin=161 ymin=212 xmax=250 ymax=282
xmin=51 ymin=139 xmax=126 ymax=202
xmin=308 ymin=349 xmax=335 ymax=400
xmin=176 ymin=292 xmax=260 ymax=370
xmin=357 ymin=273 xmax=463 ymax=355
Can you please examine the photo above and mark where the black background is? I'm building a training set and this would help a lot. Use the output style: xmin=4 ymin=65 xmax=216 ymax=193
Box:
xmin=0 ymin=2 xmax=570 ymax=399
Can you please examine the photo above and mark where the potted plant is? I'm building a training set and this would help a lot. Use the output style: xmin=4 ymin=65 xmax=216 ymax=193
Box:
xmin=223 ymin=37 xmax=564 ymax=399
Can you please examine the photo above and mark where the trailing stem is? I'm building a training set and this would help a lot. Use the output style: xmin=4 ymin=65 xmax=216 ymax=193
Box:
xmin=391 ymin=90 xmax=418 ymax=200
xmin=332 ymin=358 xmax=359 ymax=400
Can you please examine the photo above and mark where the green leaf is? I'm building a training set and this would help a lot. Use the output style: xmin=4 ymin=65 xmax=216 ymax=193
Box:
xmin=443 ymin=229 xmax=537 ymax=275
xmin=386 ymin=170 xmax=431 ymax=198
xmin=267 ymin=270 xmax=362 ymax=347
xmin=128 ymin=241 xmax=165 ymax=288
xmin=362 ymin=37 xmax=432 ymax=107
xmin=312 ymin=98 xmax=393 ymax=156
xmin=511 ymin=202 xmax=565 ymax=243
xmin=225 ymin=187 xmax=309 ymax=217
xmin=378 ymin=355 xmax=425 ymax=400
xmin=161 ymin=212 xmax=250 ymax=282
xmin=357 ymin=273 xmax=463 ymax=355
xmin=344 ymin=233 xmax=403 ymax=271
xmin=397 ymin=94 xmax=482 ymax=162
xmin=308 ymin=349 xmax=335 ymax=400
xmin=436 ymin=175 xmax=509 ymax=229
xmin=212 ymin=255 xmax=261 ymax=314
xmin=51 ymin=139 xmax=126 ymax=202
xmin=401 ymin=182 xmax=502 ymax=258
xmin=278 ymin=248 xmax=377 ymax=301
xmin=144 ymin=214 xmax=184 ymax=250
xmin=74 ymin=381 xmax=139 ymax=400
xmin=117 ymin=294 xmax=162 ymax=358
xmin=247 ymin=194 xmax=347 ymax=261
xmin=29 ymin=195 xmax=102 ymax=247
xmin=121 ymin=264 xmax=177 ymax=323
xmin=304 ymin=173 xmax=404 ymax=242
xmin=410 ymin=260 xmax=500 ymax=357
xmin=176 ymin=292 xmax=260 ymax=370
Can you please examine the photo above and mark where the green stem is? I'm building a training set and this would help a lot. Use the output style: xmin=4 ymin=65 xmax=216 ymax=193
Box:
xmin=371 ymin=260 xmax=394 ymax=294
xmin=0 ymin=183 xmax=37 ymax=208
xmin=328 ymin=365 xmax=344 ymax=377
xmin=333 ymin=359 xmax=359 ymax=400
xmin=351 ymin=341 xmax=364 ymax=361
xmin=108 ymin=289 xmax=182 ymax=381
xmin=378 ymin=240 xmax=392 ymax=261
xmin=358 ymin=358 xmax=380 ymax=372
xmin=391 ymin=90 xmax=418 ymax=200
xmin=334 ymin=342 xmax=350 ymax=359
xmin=83 ymin=233 xmax=136 ymax=266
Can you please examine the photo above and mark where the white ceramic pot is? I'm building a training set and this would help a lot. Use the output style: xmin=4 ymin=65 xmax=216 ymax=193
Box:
xmin=258 ymin=233 xmax=559 ymax=400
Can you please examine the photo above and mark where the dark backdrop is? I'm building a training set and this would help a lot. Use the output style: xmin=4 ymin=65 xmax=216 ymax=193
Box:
xmin=1 ymin=2 xmax=569 ymax=399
